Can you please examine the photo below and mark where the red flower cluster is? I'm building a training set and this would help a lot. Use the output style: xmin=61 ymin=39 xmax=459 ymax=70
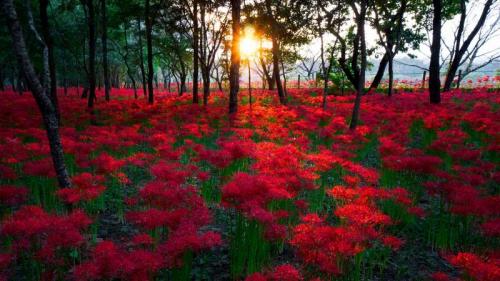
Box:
xmin=73 ymin=241 xmax=162 ymax=281
xmin=127 ymin=180 xmax=221 ymax=267
xmin=56 ymin=172 xmax=106 ymax=204
xmin=1 ymin=206 xmax=91 ymax=264
xmin=448 ymin=252 xmax=500 ymax=281
xmin=245 ymin=264 xmax=303 ymax=281
xmin=222 ymin=172 xmax=290 ymax=239
xmin=0 ymin=185 xmax=27 ymax=206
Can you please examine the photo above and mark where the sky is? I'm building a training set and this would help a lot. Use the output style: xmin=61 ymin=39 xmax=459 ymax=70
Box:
xmin=300 ymin=1 xmax=500 ymax=67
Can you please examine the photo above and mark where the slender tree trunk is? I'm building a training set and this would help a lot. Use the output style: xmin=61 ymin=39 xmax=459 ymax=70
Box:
xmin=192 ymin=0 xmax=200 ymax=104
xmin=429 ymin=0 xmax=442 ymax=104
xmin=0 ymin=68 xmax=4 ymax=91
xmin=388 ymin=53 xmax=394 ymax=96
xmin=145 ymin=0 xmax=154 ymax=104
xmin=101 ymin=0 xmax=110 ymax=101
xmin=229 ymin=0 xmax=241 ymax=114
xmin=2 ymin=0 xmax=71 ymax=188
xmin=180 ymin=74 xmax=187 ymax=95
xmin=86 ymin=0 xmax=97 ymax=108
xmin=17 ymin=70 xmax=23 ymax=95
xmin=271 ymin=37 xmax=286 ymax=104
xmin=349 ymin=1 xmax=367 ymax=130
xmin=202 ymin=70 xmax=210 ymax=106
xmin=443 ymin=0 xmax=493 ymax=92
xmin=137 ymin=18 xmax=147 ymax=98
xmin=40 ymin=0 xmax=59 ymax=121
xmin=368 ymin=52 xmax=389 ymax=91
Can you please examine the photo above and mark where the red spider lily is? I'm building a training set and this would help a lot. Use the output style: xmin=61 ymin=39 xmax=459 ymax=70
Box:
xmin=0 ymin=164 xmax=17 ymax=180
xmin=56 ymin=172 xmax=106 ymax=204
xmin=381 ymin=235 xmax=404 ymax=250
xmin=150 ymin=161 xmax=189 ymax=185
xmin=335 ymin=203 xmax=392 ymax=226
xmin=1 ymin=206 xmax=91 ymax=264
xmin=291 ymin=214 xmax=366 ymax=275
xmin=481 ymin=218 xmax=500 ymax=237
xmin=22 ymin=158 xmax=56 ymax=178
xmin=222 ymin=172 xmax=292 ymax=239
xmin=431 ymin=272 xmax=454 ymax=281
xmin=0 ymin=185 xmax=27 ymax=206
xmin=73 ymin=241 xmax=162 ymax=281
xmin=448 ymin=252 xmax=500 ymax=281
xmin=245 ymin=264 xmax=303 ymax=281
xmin=382 ymin=152 xmax=442 ymax=174
xmin=92 ymin=153 xmax=125 ymax=174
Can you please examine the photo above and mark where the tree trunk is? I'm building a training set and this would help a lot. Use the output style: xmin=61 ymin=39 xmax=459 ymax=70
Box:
xmin=193 ymin=0 xmax=200 ymax=104
xmin=349 ymin=1 xmax=367 ymax=130
xmin=145 ymin=0 xmax=154 ymax=104
xmin=260 ymin=59 xmax=275 ymax=90
xmin=0 ymin=67 xmax=4 ymax=91
xmin=202 ymin=70 xmax=210 ymax=106
xmin=368 ymin=52 xmax=389 ymax=91
xmin=229 ymin=0 xmax=241 ymax=114
xmin=180 ymin=74 xmax=187 ymax=95
xmin=271 ymin=37 xmax=286 ymax=105
xmin=40 ymin=0 xmax=59 ymax=121
xmin=86 ymin=0 xmax=97 ymax=108
xmin=429 ymin=0 xmax=442 ymax=104
xmin=2 ymin=0 xmax=71 ymax=188
xmin=101 ymin=0 xmax=110 ymax=101
xmin=388 ymin=53 xmax=394 ymax=97
xmin=137 ymin=18 xmax=147 ymax=98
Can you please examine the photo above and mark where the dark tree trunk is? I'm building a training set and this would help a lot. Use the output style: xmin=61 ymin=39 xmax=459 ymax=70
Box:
xmin=193 ymin=0 xmax=200 ymax=104
xmin=429 ymin=0 xmax=442 ymax=104
xmin=271 ymin=37 xmax=286 ymax=105
xmin=0 ymin=68 xmax=4 ymax=91
xmin=349 ymin=1 xmax=367 ymax=130
xmin=2 ymin=0 xmax=71 ymax=188
xmin=180 ymin=74 xmax=187 ymax=95
xmin=388 ymin=54 xmax=394 ymax=96
xmin=368 ymin=52 xmax=389 ymax=91
xmin=40 ymin=0 xmax=59 ymax=121
xmin=260 ymin=58 xmax=275 ymax=90
xmin=137 ymin=18 xmax=147 ymax=98
xmin=229 ymin=0 xmax=241 ymax=114
xmin=101 ymin=0 xmax=110 ymax=101
xmin=202 ymin=70 xmax=210 ymax=106
xmin=17 ymin=70 xmax=24 ymax=95
xmin=145 ymin=0 xmax=154 ymax=104
xmin=85 ymin=0 xmax=97 ymax=108
xmin=82 ymin=87 xmax=88 ymax=98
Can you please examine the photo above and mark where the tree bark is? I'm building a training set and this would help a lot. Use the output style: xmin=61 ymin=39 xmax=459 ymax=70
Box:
xmin=85 ymin=0 xmax=97 ymax=108
xmin=40 ymin=0 xmax=59 ymax=121
xmin=388 ymin=53 xmax=394 ymax=96
xmin=368 ymin=52 xmax=389 ymax=91
xmin=2 ymin=0 xmax=71 ymax=188
xmin=101 ymin=0 xmax=110 ymax=101
xmin=349 ymin=1 xmax=367 ymax=130
xmin=137 ymin=17 xmax=147 ymax=97
xmin=145 ymin=0 xmax=154 ymax=104
xmin=429 ymin=0 xmax=442 ymax=104
xmin=271 ymin=37 xmax=286 ymax=105
xmin=229 ymin=0 xmax=241 ymax=114
xmin=193 ymin=0 xmax=200 ymax=104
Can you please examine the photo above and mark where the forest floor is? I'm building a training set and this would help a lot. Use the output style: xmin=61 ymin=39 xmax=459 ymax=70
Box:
xmin=0 ymin=88 xmax=499 ymax=281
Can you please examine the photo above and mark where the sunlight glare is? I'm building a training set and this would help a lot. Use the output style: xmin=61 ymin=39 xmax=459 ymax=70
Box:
xmin=240 ymin=26 xmax=258 ymax=58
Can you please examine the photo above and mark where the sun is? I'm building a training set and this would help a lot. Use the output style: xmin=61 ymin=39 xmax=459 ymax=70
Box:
xmin=240 ymin=26 xmax=259 ymax=58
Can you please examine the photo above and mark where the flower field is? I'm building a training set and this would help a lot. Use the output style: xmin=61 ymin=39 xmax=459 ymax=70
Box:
xmin=0 ymin=88 xmax=499 ymax=281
